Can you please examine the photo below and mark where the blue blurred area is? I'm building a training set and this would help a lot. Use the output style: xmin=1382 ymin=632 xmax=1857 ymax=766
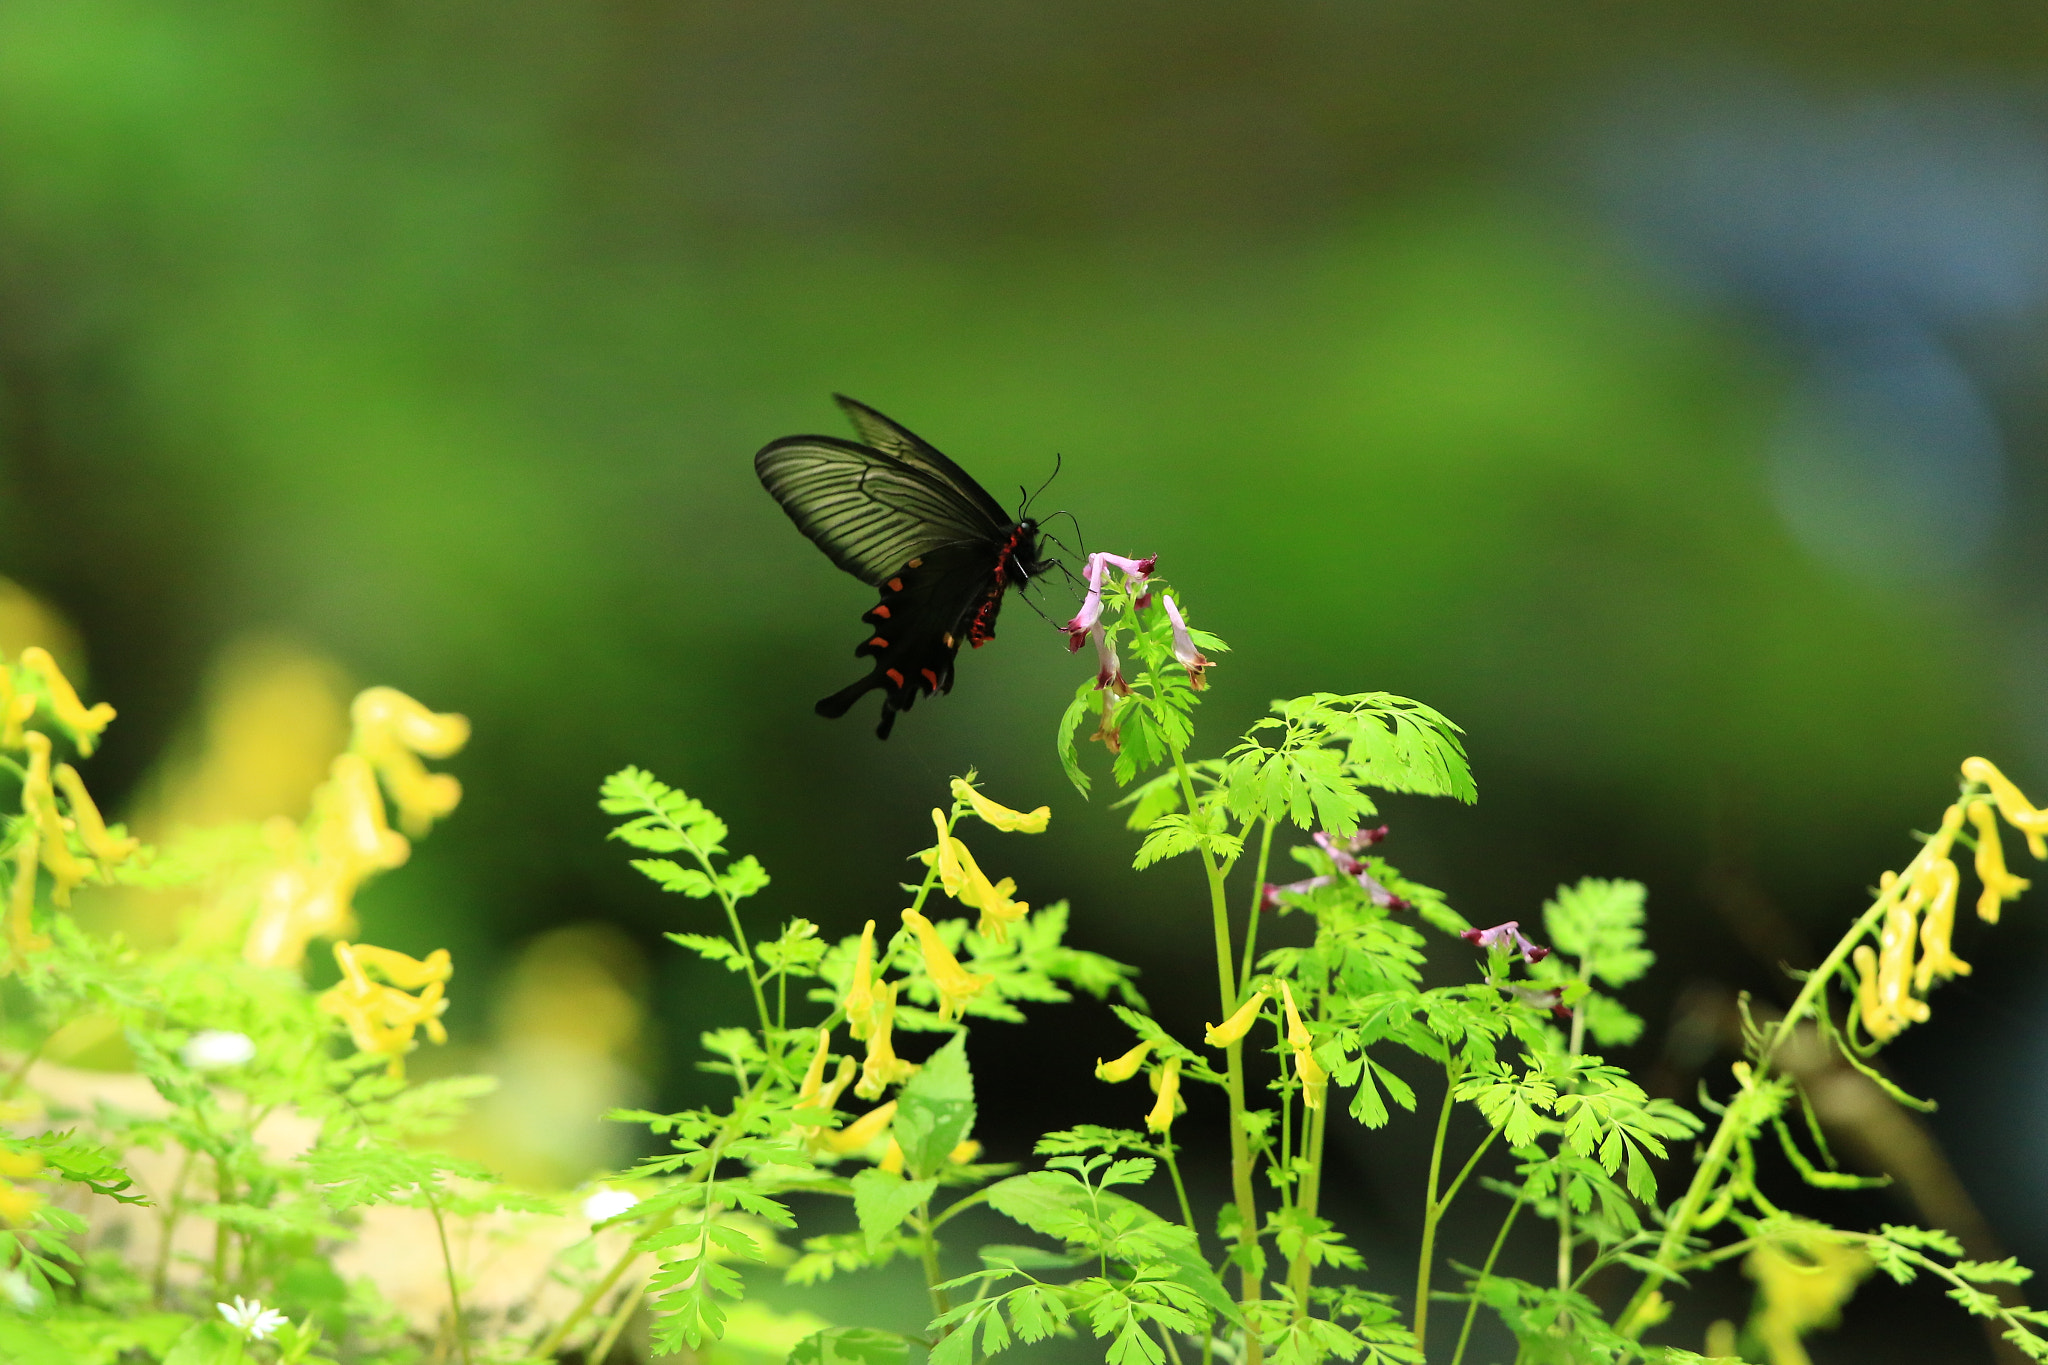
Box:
xmin=2 ymin=6 xmax=2046 ymax=1355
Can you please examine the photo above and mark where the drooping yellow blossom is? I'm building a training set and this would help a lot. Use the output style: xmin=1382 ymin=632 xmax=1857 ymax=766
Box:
xmin=854 ymin=980 xmax=918 ymax=1100
xmin=1206 ymin=985 xmax=1267 ymax=1047
xmin=350 ymin=687 xmax=469 ymax=837
xmin=17 ymin=648 xmax=114 ymax=756
xmin=950 ymin=778 xmax=1050 ymax=834
xmin=0 ymin=664 xmax=34 ymax=751
xmin=823 ymin=1099 xmax=897 ymax=1156
xmin=1145 ymin=1056 xmax=1183 ymax=1134
xmin=316 ymin=753 xmax=412 ymax=873
xmin=0 ymin=1148 xmax=44 ymax=1225
xmin=901 ymin=908 xmax=992 ymax=1023
xmin=1095 ymin=1039 xmax=1154 ymax=1083
xmin=52 ymin=763 xmax=138 ymax=866
xmin=317 ymin=941 xmax=452 ymax=1078
xmin=796 ymin=1028 xmax=832 ymax=1103
xmin=844 ymin=920 xmax=878 ymax=1040
xmin=20 ymin=732 xmax=88 ymax=907
xmin=919 ymin=811 xmax=1033 ymax=941
xmin=1962 ymin=756 xmax=2048 ymax=859
xmin=815 ymin=1056 xmax=856 ymax=1114
xmin=1969 ymin=801 xmax=2029 ymax=923
xmin=1743 ymin=1229 xmax=1871 ymax=1365
xmin=7 ymin=823 xmax=42 ymax=963
xmin=1282 ymin=982 xmax=1330 ymax=1110
xmin=1911 ymin=858 xmax=1968 ymax=993
xmin=1855 ymin=880 xmax=1930 ymax=1042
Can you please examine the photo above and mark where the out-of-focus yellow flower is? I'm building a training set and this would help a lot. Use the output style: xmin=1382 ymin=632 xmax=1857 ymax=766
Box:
xmin=350 ymin=687 xmax=468 ymax=837
xmin=796 ymin=1028 xmax=832 ymax=1103
xmin=314 ymin=754 xmax=411 ymax=874
xmin=1962 ymin=756 xmax=2048 ymax=860
xmin=317 ymin=941 xmax=452 ymax=1078
xmin=1856 ymin=880 xmax=1930 ymax=1042
xmin=1145 ymin=1056 xmax=1182 ymax=1134
xmin=845 ymin=920 xmax=878 ymax=1040
xmin=948 ymin=1139 xmax=982 ymax=1165
xmin=901 ymin=909 xmax=992 ymax=1024
xmin=970 ymin=871 xmax=1030 ymax=945
xmin=1095 ymin=1039 xmax=1154 ymax=1083
xmin=17 ymin=648 xmax=114 ymax=757
xmin=950 ymin=778 xmax=1050 ymax=834
xmin=878 ymin=1138 xmax=905 ymax=1175
xmin=929 ymin=810 xmax=968 ymax=899
xmin=1969 ymin=801 xmax=2029 ymax=924
xmin=0 ymin=663 xmax=34 ymax=751
xmin=0 ymin=1148 xmax=44 ymax=1225
xmin=1744 ymin=1229 xmax=1871 ymax=1365
xmin=1852 ymin=945 xmax=1890 ymax=1042
xmin=823 ymin=1099 xmax=896 ymax=1157
xmin=1282 ymin=982 xmax=1330 ymax=1110
xmin=1206 ymin=985 xmax=1267 ymax=1047
xmin=919 ymin=809 xmax=1033 ymax=940
xmin=854 ymin=980 xmax=917 ymax=1100
xmin=6 ymin=823 xmax=42 ymax=965
xmin=21 ymin=732 xmax=88 ymax=907
xmin=53 ymin=763 xmax=137 ymax=867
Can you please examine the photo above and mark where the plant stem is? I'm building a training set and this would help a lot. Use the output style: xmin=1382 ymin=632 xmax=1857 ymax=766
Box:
xmin=1287 ymin=1094 xmax=1330 ymax=1314
xmin=917 ymin=1200 xmax=952 ymax=1322
xmin=151 ymin=1146 xmax=196 ymax=1307
xmin=1449 ymin=1191 xmax=1526 ymax=1365
xmin=533 ymin=1241 xmax=639 ymax=1360
xmin=1159 ymin=1136 xmax=1198 ymax=1239
xmin=1616 ymin=885 xmax=1898 ymax=1336
xmin=588 ymin=1275 xmax=649 ymax=1365
xmin=1173 ymin=750 xmax=1262 ymax=1365
xmin=1413 ymin=1057 xmax=1464 ymax=1354
xmin=426 ymin=1191 xmax=473 ymax=1365
xmin=1238 ymin=819 xmax=1276 ymax=995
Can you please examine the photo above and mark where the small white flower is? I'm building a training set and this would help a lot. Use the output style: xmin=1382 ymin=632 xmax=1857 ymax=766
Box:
xmin=581 ymin=1186 xmax=639 ymax=1224
xmin=183 ymin=1030 xmax=256 ymax=1071
xmin=0 ymin=1268 xmax=38 ymax=1310
xmin=218 ymin=1296 xmax=288 ymax=1342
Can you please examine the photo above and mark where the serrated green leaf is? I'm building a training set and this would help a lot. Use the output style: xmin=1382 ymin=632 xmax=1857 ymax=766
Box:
xmin=788 ymin=1327 xmax=912 ymax=1365
xmin=895 ymin=1033 xmax=975 ymax=1179
xmin=850 ymin=1168 xmax=938 ymax=1250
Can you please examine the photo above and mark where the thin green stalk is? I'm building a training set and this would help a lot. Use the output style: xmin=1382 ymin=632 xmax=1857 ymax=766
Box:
xmin=1159 ymin=1136 xmax=1198 ymax=1240
xmin=1450 ymin=1193 xmax=1526 ymax=1365
xmin=1435 ymin=1126 xmax=1499 ymax=1220
xmin=1173 ymin=749 xmax=1263 ymax=1361
xmin=533 ymin=1241 xmax=640 ymax=1360
xmin=1557 ymin=956 xmax=1595 ymax=1295
xmin=588 ymin=1275 xmax=649 ymax=1365
xmin=1238 ymin=818 xmax=1277 ymax=995
xmin=1287 ymin=1094 xmax=1330 ymax=1315
xmin=1617 ymin=887 xmax=1896 ymax=1336
xmin=1412 ymin=1058 xmax=1463 ymax=1354
xmin=426 ymin=1191 xmax=474 ymax=1365
xmin=151 ymin=1146 xmax=195 ymax=1306
xmin=928 ymin=1187 xmax=992 ymax=1233
xmin=676 ymin=830 xmax=772 ymax=1040
xmin=917 ymin=1200 xmax=953 ymax=1322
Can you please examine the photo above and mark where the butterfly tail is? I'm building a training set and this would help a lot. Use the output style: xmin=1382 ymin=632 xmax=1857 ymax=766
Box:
xmin=815 ymin=673 xmax=881 ymax=720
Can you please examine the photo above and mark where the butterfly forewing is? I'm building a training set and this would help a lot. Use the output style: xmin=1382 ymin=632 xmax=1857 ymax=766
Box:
xmin=754 ymin=397 xmax=1053 ymax=738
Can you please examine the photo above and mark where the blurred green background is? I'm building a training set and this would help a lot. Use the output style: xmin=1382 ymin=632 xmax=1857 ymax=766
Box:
xmin=3 ymin=3 xmax=2047 ymax=1359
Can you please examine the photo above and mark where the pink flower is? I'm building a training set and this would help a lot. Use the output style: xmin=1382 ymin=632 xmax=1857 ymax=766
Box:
xmin=1260 ymin=827 xmax=1409 ymax=912
xmin=1060 ymin=552 xmax=1158 ymax=649
xmin=1090 ymin=624 xmax=1130 ymax=694
xmin=1459 ymin=920 xmax=1551 ymax=964
xmin=1506 ymin=983 xmax=1569 ymax=1017
xmin=1161 ymin=596 xmax=1214 ymax=690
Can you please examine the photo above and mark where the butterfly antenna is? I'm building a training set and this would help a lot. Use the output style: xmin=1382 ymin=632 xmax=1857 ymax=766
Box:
xmin=1020 ymin=451 xmax=1064 ymax=515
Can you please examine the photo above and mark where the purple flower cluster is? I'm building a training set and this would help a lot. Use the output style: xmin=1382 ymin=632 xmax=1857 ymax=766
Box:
xmin=1259 ymin=826 xmax=1409 ymax=912
xmin=1458 ymin=920 xmax=1551 ymax=964
xmin=1059 ymin=553 xmax=1213 ymax=693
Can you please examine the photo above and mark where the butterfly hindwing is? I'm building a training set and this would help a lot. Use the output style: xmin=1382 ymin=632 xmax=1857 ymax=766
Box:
xmin=756 ymin=397 xmax=1052 ymax=739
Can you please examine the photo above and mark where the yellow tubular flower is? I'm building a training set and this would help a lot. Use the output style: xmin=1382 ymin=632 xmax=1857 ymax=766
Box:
xmin=1282 ymin=982 xmax=1330 ymax=1110
xmin=797 ymin=1029 xmax=832 ymax=1103
xmin=315 ymin=754 xmax=411 ymax=873
xmin=950 ymin=778 xmax=1050 ymax=834
xmin=1206 ymin=985 xmax=1267 ymax=1047
xmin=17 ymin=648 xmax=114 ymax=756
xmin=973 ymin=873 xmax=1030 ymax=944
xmin=0 ymin=665 xmax=32 ymax=750
xmin=824 ymin=1100 xmax=897 ymax=1156
xmin=1095 ymin=1039 xmax=1154 ymax=1083
xmin=358 ymin=731 xmax=462 ymax=838
xmin=879 ymin=1138 xmax=905 ymax=1175
xmin=1145 ymin=1056 xmax=1183 ymax=1134
xmin=845 ymin=920 xmax=878 ymax=1040
xmin=1969 ymin=801 xmax=2029 ymax=923
xmin=901 ymin=908 xmax=992 ymax=1023
xmin=1875 ymin=898 xmax=1929 ymax=1033
xmin=1912 ymin=858 xmax=1969 ymax=993
xmin=317 ymin=941 xmax=452 ymax=1077
xmin=21 ymin=733 xmax=88 ymax=906
xmin=930 ymin=810 xmax=968 ymax=898
xmin=1853 ymin=945 xmax=1896 ymax=1041
xmin=814 ymin=1056 xmax=856 ymax=1117
xmin=7 ymin=824 xmax=42 ymax=963
xmin=948 ymin=1140 xmax=982 ymax=1165
xmin=53 ymin=764 xmax=138 ymax=866
xmin=855 ymin=981 xmax=917 ymax=1100
xmin=1962 ymin=756 xmax=2048 ymax=859
xmin=351 ymin=686 xmax=471 ymax=759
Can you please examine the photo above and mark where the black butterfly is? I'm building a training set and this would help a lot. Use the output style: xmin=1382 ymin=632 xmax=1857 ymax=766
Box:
xmin=755 ymin=396 xmax=1053 ymax=739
